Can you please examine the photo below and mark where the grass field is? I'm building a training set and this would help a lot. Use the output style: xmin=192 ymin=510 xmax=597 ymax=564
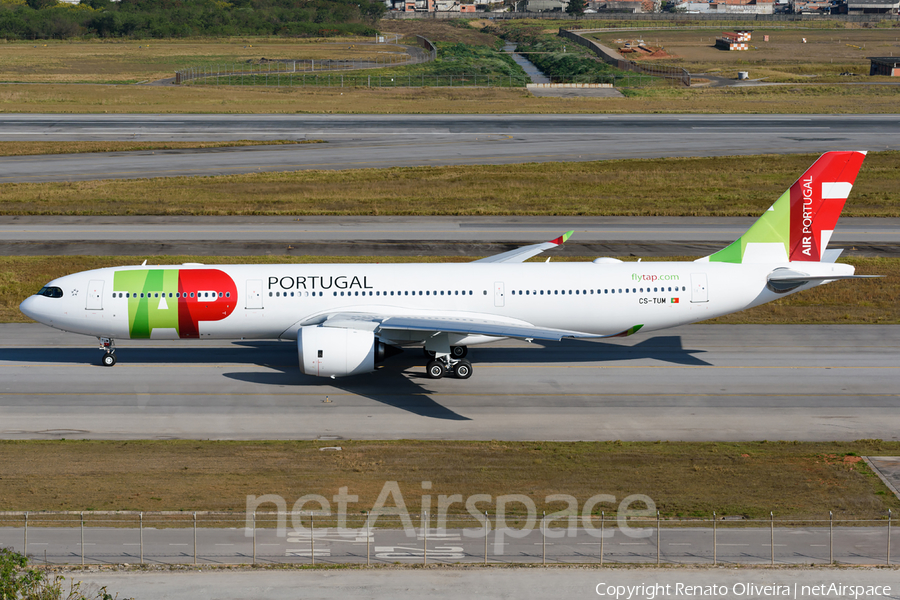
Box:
xmin=0 ymin=440 xmax=897 ymax=519
xmin=0 ymin=140 xmax=317 ymax=157
xmin=2 ymin=80 xmax=898 ymax=114
xmin=2 ymin=255 xmax=895 ymax=325
xmin=1 ymin=153 xmax=897 ymax=217
xmin=0 ymin=38 xmax=409 ymax=84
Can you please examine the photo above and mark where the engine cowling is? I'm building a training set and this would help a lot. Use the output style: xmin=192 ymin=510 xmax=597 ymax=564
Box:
xmin=297 ymin=326 xmax=400 ymax=378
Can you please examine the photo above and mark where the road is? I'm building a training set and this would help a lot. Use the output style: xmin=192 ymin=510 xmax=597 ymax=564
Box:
xmin=60 ymin=569 xmax=900 ymax=600
xmin=0 ymin=523 xmax=894 ymax=567
xmin=1 ymin=323 xmax=897 ymax=442
xmin=0 ymin=215 xmax=897 ymax=257
xmin=0 ymin=114 xmax=896 ymax=183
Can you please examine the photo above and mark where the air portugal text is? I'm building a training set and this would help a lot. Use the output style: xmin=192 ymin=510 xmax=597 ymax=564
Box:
xmin=800 ymin=175 xmax=816 ymax=257
xmin=269 ymin=275 xmax=373 ymax=292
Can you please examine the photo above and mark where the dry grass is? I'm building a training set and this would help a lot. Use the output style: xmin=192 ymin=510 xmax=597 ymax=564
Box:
xmin=1 ymin=153 xmax=898 ymax=217
xmin=0 ymin=140 xmax=319 ymax=157
xmin=0 ymin=440 xmax=897 ymax=519
xmin=1 ymin=80 xmax=899 ymax=114
xmin=0 ymin=38 xmax=406 ymax=84
xmin=2 ymin=255 xmax=896 ymax=325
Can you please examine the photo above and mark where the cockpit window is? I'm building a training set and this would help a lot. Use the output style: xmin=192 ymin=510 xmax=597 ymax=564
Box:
xmin=37 ymin=286 xmax=64 ymax=298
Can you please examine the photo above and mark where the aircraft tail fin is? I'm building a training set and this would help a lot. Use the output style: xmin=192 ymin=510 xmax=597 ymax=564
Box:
xmin=700 ymin=151 xmax=866 ymax=264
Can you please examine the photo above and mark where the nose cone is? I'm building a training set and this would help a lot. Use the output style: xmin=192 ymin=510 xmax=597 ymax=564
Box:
xmin=19 ymin=295 xmax=40 ymax=321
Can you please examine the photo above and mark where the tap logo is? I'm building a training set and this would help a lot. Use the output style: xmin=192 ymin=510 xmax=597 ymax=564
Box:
xmin=114 ymin=269 xmax=237 ymax=339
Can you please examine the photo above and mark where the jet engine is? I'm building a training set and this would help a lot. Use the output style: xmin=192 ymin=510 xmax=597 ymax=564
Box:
xmin=297 ymin=326 xmax=400 ymax=378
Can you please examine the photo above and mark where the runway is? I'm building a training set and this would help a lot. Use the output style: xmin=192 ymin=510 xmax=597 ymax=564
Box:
xmin=1 ymin=323 xmax=897 ymax=442
xmin=1 ymin=114 xmax=896 ymax=183
xmin=0 ymin=215 xmax=897 ymax=257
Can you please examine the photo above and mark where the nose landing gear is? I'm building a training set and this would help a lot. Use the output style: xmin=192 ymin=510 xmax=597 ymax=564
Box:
xmin=99 ymin=337 xmax=116 ymax=367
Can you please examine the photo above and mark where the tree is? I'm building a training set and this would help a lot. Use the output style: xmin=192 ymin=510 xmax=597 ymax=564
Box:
xmin=81 ymin=0 xmax=112 ymax=9
xmin=565 ymin=0 xmax=586 ymax=16
xmin=25 ymin=0 xmax=58 ymax=8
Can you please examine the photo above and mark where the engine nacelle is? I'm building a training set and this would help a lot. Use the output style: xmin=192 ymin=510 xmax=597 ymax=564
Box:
xmin=297 ymin=326 xmax=399 ymax=378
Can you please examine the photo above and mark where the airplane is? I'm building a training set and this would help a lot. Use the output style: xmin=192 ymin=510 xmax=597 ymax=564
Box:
xmin=20 ymin=151 xmax=876 ymax=380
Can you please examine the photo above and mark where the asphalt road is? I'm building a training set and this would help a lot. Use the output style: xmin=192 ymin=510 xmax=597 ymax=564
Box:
xmin=61 ymin=569 xmax=900 ymax=600
xmin=1 ymin=215 xmax=897 ymax=257
xmin=2 ymin=323 xmax=897 ymax=442
xmin=0 ymin=524 xmax=894 ymax=567
xmin=1 ymin=114 xmax=896 ymax=183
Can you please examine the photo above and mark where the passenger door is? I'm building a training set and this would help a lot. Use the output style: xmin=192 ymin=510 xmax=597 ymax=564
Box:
xmin=86 ymin=279 xmax=104 ymax=310
xmin=494 ymin=281 xmax=505 ymax=307
xmin=690 ymin=273 xmax=709 ymax=303
xmin=246 ymin=280 xmax=263 ymax=309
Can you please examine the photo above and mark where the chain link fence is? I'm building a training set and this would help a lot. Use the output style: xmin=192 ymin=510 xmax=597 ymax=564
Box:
xmin=175 ymin=35 xmax=437 ymax=86
xmin=178 ymin=69 xmax=532 ymax=88
xmin=1 ymin=511 xmax=894 ymax=567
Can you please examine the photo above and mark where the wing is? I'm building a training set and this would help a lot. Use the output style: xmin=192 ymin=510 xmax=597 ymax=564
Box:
xmin=297 ymin=311 xmax=602 ymax=342
xmin=473 ymin=231 xmax=573 ymax=264
xmin=377 ymin=315 xmax=598 ymax=341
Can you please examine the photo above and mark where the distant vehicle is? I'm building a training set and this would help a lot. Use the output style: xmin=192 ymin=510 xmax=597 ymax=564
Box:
xmin=21 ymin=152 xmax=875 ymax=380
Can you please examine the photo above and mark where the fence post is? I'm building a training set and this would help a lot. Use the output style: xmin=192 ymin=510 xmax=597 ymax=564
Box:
xmin=542 ymin=511 xmax=546 ymax=565
xmin=81 ymin=512 xmax=85 ymax=566
xmin=713 ymin=512 xmax=716 ymax=566
xmin=600 ymin=511 xmax=604 ymax=566
xmin=656 ymin=511 xmax=660 ymax=566
xmin=252 ymin=511 xmax=256 ymax=565
xmin=484 ymin=512 xmax=488 ymax=565
xmin=770 ymin=512 xmax=775 ymax=566
xmin=366 ymin=515 xmax=370 ymax=567
xmin=140 ymin=512 xmax=144 ymax=565
xmin=22 ymin=512 xmax=27 ymax=557
xmin=311 ymin=513 xmax=315 ymax=566
xmin=193 ymin=513 xmax=197 ymax=566
xmin=829 ymin=511 xmax=833 ymax=564
xmin=423 ymin=511 xmax=427 ymax=567
xmin=888 ymin=509 xmax=892 ymax=566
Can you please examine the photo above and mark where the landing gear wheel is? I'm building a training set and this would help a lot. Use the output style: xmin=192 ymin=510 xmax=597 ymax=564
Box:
xmin=453 ymin=359 xmax=472 ymax=379
xmin=450 ymin=346 xmax=468 ymax=359
xmin=423 ymin=348 xmax=436 ymax=358
xmin=101 ymin=352 xmax=116 ymax=367
xmin=426 ymin=360 xmax=446 ymax=379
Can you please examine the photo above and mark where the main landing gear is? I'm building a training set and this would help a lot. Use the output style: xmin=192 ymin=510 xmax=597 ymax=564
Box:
xmin=424 ymin=347 xmax=472 ymax=380
xmin=99 ymin=337 xmax=116 ymax=367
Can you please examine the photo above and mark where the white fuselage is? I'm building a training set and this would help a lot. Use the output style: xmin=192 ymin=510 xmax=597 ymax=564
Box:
xmin=19 ymin=260 xmax=855 ymax=344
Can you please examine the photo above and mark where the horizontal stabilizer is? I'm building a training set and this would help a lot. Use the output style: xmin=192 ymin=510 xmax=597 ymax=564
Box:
xmin=766 ymin=270 xmax=880 ymax=293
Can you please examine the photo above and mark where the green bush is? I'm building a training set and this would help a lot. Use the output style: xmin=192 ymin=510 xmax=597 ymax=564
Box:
xmin=0 ymin=548 xmax=126 ymax=600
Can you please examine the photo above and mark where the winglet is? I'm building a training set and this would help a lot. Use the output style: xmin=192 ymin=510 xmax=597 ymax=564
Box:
xmin=474 ymin=231 xmax=574 ymax=264
xmin=550 ymin=230 xmax=574 ymax=246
